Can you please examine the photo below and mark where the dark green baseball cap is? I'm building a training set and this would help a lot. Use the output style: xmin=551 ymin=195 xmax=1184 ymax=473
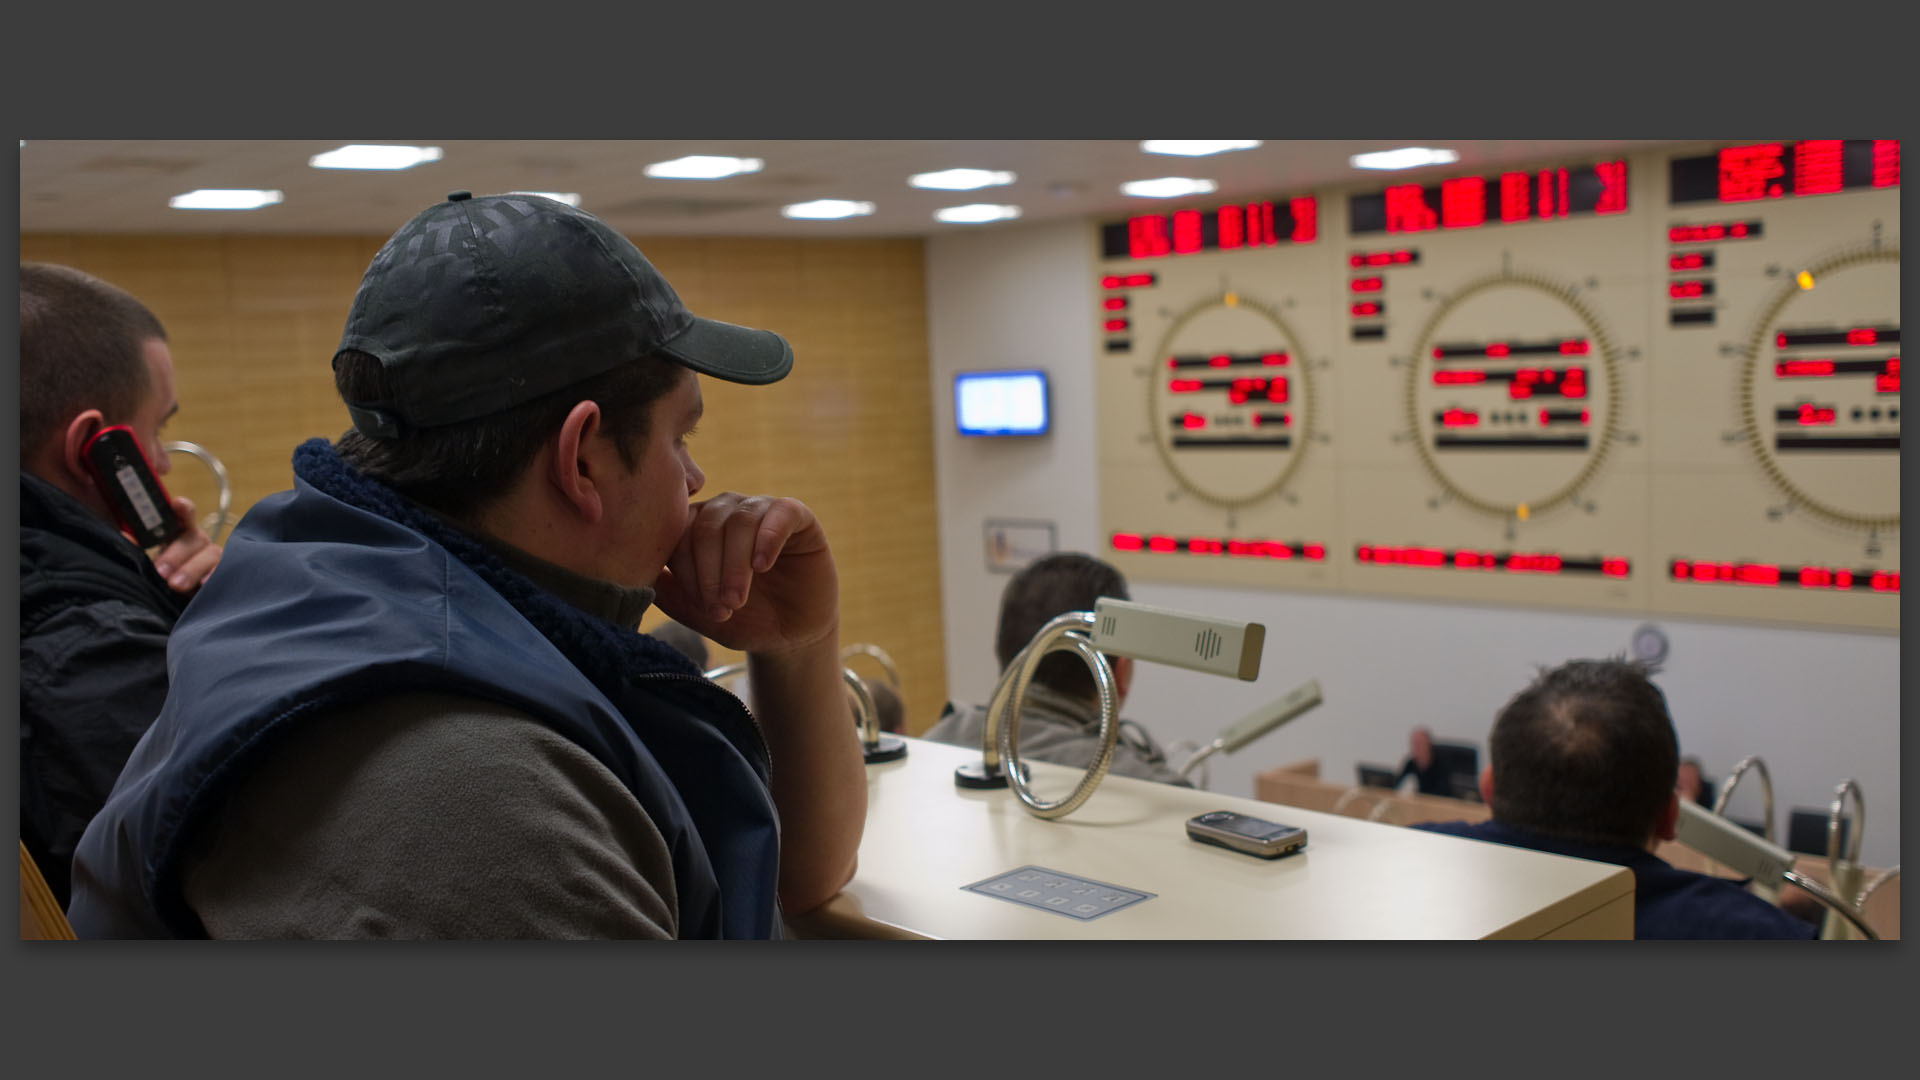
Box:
xmin=335 ymin=190 xmax=792 ymax=438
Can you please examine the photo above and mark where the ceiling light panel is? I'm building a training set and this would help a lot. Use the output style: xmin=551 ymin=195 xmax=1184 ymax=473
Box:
xmin=909 ymin=168 xmax=1016 ymax=190
xmin=643 ymin=155 xmax=764 ymax=180
xmin=1119 ymin=177 xmax=1218 ymax=199
xmin=309 ymin=144 xmax=444 ymax=170
xmin=169 ymin=189 xmax=284 ymax=210
xmin=934 ymin=204 xmax=1022 ymax=224
xmin=1349 ymin=147 xmax=1460 ymax=171
xmin=1140 ymin=140 xmax=1262 ymax=157
xmin=781 ymin=199 xmax=876 ymax=220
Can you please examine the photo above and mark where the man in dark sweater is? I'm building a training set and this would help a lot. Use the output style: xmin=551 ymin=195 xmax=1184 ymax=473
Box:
xmin=18 ymin=263 xmax=223 ymax=907
xmin=1413 ymin=658 xmax=1815 ymax=939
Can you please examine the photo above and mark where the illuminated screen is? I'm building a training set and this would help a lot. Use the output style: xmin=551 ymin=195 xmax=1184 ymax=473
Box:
xmin=955 ymin=370 xmax=1050 ymax=437
xmin=1669 ymin=140 xmax=1900 ymax=204
xmin=1349 ymin=160 xmax=1628 ymax=235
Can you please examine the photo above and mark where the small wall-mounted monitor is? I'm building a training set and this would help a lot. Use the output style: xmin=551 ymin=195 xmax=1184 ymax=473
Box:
xmin=955 ymin=369 xmax=1049 ymax=437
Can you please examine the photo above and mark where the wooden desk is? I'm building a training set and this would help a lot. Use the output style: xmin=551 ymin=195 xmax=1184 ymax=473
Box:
xmin=788 ymin=738 xmax=1634 ymax=940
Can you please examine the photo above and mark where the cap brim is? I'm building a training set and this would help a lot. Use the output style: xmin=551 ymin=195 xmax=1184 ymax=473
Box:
xmin=657 ymin=315 xmax=793 ymax=385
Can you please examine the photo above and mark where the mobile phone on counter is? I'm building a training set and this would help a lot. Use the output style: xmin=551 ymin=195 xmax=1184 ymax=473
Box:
xmin=82 ymin=425 xmax=183 ymax=548
xmin=1185 ymin=810 xmax=1308 ymax=859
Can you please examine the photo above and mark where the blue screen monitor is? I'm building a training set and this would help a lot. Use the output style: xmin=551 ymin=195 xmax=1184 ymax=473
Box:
xmin=955 ymin=369 xmax=1049 ymax=437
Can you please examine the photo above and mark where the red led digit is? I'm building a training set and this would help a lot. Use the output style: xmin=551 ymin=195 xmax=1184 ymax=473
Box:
xmin=1351 ymin=277 xmax=1383 ymax=293
xmin=1124 ymin=274 xmax=1155 ymax=287
xmin=1393 ymin=250 xmax=1414 ymax=264
xmin=1487 ymin=343 xmax=1510 ymax=358
xmin=1797 ymin=404 xmax=1836 ymax=425
xmin=1172 ymin=209 xmax=1203 ymax=255
xmin=1669 ymin=280 xmax=1705 ymax=299
xmin=1602 ymin=558 xmax=1629 ymax=578
xmin=1352 ymin=302 xmax=1381 ymax=317
xmin=1736 ymin=563 xmax=1780 ymax=586
xmin=1580 ymin=409 xmax=1590 ymax=424
xmin=1871 ymin=571 xmax=1899 ymax=593
xmin=1538 ymin=409 xmax=1550 ymax=426
xmin=1148 ymin=535 xmax=1176 ymax=553
xmin=1103 ymin=297 xmax=1128 ymax=311
xmin=1349 ymin=254 xmax=1364 ymax=267
xmin=1560 ymin=339 xmax=1590 ymax=355
xmin=1128 ymin=215 xmax=1171 ymax=259
xmin=1848 ymin=328 xmax=1878 ymax=345
xmin=1434 ymin=370 xmax=1486 ymax=385
xmin=1385 ymin=184 xmax=1439 ymax=233
xmin=1836 ymin=569 xmax=1854 ymax=589
xmin=1112 ymin=533 xmax=1144 ymax=551
xmin=1217 ymin=204 xmax=1244 ymax=249
xmin=1499 ymin=172 xmax=1530 ymax=222
xmin=1536 ymin=169 xmax=1565 ymax=219
xmin=1718 ymin=144 xmax=1786 ymax=202
xmin=1104 ymin=319 xmax=1129 ymax=331
xmin=1261 ymin=353 xmax=1288 ymax=366
xmin=1181 ymin=413 xmax=1206 ymax=429
xmin=1267 ymin=378 xmax=1288 ymax=403
xmin=1250 ymin=202 xmax=1278 ymax=247
xmin=1793 ymin=140 xmax=1844 ymax=195
xmin=1777 ymin=360 xmax=1834 ymax=377
xmin=1799 ymin=566 xmax=1829 ymax=588
xmin=1670 ymin=253 xmax=1705 ymax=271
xmin=1304 ymin=544 xmax=1325 ymax=561
xmin=1209 ymin=354 xmax=1231 ymax=367
xmin=1442 ymin=408 xmax=1479 ymax=427
xmin=1730 ymin=222 xmax=1748 ymax=237
xmin=1872 ymin=140 xmax=1900 ymax=187
xmin=1595 ymin=160 xmax=1628 ymax=214
xmin=1290 ymin=196 xmax=1317 ymax=243
xmin=1441 ymin=176 xmax=1486 ymax=228
xmin=1169 ymin=379 xmax=1203 ymax=392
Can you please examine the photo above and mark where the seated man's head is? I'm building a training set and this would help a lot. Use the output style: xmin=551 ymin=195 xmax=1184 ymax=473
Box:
xmin=1409 ymin=725 xmax=1434 ymax=768
xmin=994 ymin=552 xmax=1132 ymax=703
xmin=330 ymin=192 xmax=791 ymax=590
xmin=20 ymin=263 xmax=178 ymax=518
xmin=1482 ymin=657 xmax=1680 ymax=851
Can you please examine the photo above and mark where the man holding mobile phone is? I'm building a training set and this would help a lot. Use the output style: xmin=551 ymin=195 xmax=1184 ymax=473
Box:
xmin=18 ymin=262 xmax=223 ymax=908
xmin=69 ymin=193 xmax=866 ymax=938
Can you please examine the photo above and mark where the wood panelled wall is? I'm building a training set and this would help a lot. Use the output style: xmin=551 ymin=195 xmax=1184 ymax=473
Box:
xmin=20 ymin=232 xmax=950 ymax=733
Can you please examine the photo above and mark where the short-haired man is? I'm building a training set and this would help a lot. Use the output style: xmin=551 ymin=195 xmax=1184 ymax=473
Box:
xmin=923 ymin=552 xmax=1189 ymax=786
xmin=69 ymin=192 xmax=865 ymax=938
xmin=1413 ymin=658 xmax=1814 ymax=939
xmin=19 ymin=263 xmax=222 ymax=908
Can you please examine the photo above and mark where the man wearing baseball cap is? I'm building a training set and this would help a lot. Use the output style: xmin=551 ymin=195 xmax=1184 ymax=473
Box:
xmin=70 ymin=192 xmax=867 ymax=938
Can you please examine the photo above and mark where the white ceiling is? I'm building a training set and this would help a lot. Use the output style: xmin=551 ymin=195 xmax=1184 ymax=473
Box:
xmin=19 ymin=139 xmax=1693 ymax=238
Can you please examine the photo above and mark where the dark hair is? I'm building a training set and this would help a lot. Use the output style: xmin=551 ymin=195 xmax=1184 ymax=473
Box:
xmin=19 ymin=263 xmax=167 ymax=459
xmin=1488 ymin=657 xmax=1679 ymax=849
xmin=333 ymin=350 xmax=684 ymax=521
xmin=994 ymin=552 xmax=1130 ymax=699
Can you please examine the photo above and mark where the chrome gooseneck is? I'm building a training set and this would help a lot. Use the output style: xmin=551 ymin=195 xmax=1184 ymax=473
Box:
xmin=163 ymin=440 xmax=233 ymax=543
xmin=1817 ymin=779 xmax=1866 ymax=939
xmin=1712 ymin=755 xmax=1776 ymax=843
xmin=702 ymin=658 xmax=906 ymax=764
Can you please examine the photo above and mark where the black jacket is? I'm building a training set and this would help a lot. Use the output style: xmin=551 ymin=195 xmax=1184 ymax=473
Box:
xmin=19 ymin=471 xmax=185 ymax=908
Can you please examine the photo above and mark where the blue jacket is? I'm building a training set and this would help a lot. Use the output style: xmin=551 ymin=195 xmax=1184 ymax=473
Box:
xmin=69 ymin=440 xmax=782 ymax=938
xmin=1414 ymin=819 xmax=1818 ymax=939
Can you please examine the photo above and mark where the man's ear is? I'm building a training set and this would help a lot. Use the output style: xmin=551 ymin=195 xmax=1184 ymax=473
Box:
xmin=1110 ymin=654 xmax=1132 ymax=702
xmin=59 ymin=409 xmax=107 ymax=484
xmin=1655 ymin=790 xmax=1680 ymax=843
xmin=1478 ymin=764 xmax=1495 ymax=806
xmin=548 ymin=400 xmax=606 ymax=524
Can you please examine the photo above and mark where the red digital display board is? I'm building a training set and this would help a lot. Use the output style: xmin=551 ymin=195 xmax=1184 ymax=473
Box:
xmin=1112 ymin=533 xmax=1326 ymax=561
xmin=1101 ymin=196 xmax=1319 ymax=259
xmin=1351 ymin=160 xmax=1628 ymax=235
xmin=1669 ymin=140 xmax=1900 ymax=204
xmin=1670 ymin=559 xmax=1898 ymax=593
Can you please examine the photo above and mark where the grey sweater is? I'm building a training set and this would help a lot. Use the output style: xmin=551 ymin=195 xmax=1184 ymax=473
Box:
xmin=921 ymin=682 xmax=1192 ymax=787
xmin=180 ymin=535 xmax=688 ymax=939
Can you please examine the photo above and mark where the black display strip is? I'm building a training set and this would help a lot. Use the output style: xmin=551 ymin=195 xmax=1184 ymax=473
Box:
xmin=1669 ymin=140 xmax=1900 ymax=205
xmin=1776 ymin=327 xmax=1899 ymax=348
xmin=1171 ymin=436 xmax=1293 ymax=449
xmin=1352 ymin=325 xmax=1386 ymax=341
xmin=1668 ymin=221 xmax=1764 ymax=244
xmin=1350 ymin=160 xmax=1628 ymax=235
xmin=1434 ymin=340 xmax=1589 ymax=360
xmin=1167 ymin=353 xmax=1289 ymax=369
xmin=1112 ymin=533 xmax=1328 ymax=560
xmin=1670 ymin=308 xmax=1715 ymax=326
xmin=1434 ymin=435 xmax=1590 ymax=450
xmin=1105 ymin=339 xmax=1131 ymax=353
xmin=1670 ymin=558 xmax=1899 ymax=593
xmin=1357 ymin=544 xmax=1630 ymax=578
xmin=1774 ymin=434 xmax=1899 ymax=452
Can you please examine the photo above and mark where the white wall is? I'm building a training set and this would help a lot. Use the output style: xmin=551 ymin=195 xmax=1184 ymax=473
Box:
xmin=925 ymin=218 xmax=1900 ymax=868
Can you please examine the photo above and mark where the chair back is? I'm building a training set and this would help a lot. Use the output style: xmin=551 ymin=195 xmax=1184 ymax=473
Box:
xmin=20 ymin=841 xmax=76 ymax=940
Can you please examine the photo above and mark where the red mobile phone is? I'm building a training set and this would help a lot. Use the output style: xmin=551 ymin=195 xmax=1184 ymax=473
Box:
xmin=82 ymin=425 xmax=183 ymax=548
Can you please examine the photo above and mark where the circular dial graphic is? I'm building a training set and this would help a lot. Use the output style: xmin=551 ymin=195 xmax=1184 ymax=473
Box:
xmin=1147 ymin=292 xmax=1316 ymax=508
xmin=1406 ymin=273 xmax=1621 ymax=519
xmin=1739 ymin=246 xmax=1899 ymax=531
